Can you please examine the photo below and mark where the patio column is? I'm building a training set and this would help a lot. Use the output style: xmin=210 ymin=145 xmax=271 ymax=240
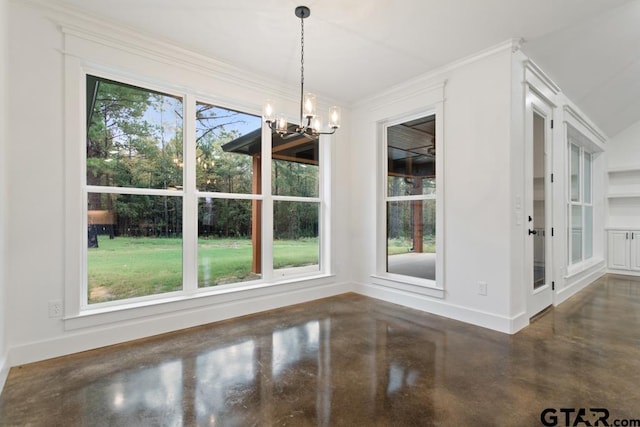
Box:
xmin=412 ymin=177 xmax=423 ymax=253
xmin=252 ymin=154 xmax=262 ymax=273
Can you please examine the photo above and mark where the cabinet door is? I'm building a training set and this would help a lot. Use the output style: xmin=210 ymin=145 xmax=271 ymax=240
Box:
xmin=630 ymin=232 xmax=640 ymax=271
xmin=608 ymin=231 xmax=630 ymax=270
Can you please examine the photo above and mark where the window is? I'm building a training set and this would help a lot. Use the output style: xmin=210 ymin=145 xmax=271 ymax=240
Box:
xmin=84 ymin=75 xmax=327 ymax=307
xmin=385 ymin=115 xmax=437 ymax=282
xmin=195 ymin=102 xmax=262 ymax=287
xmin=567 ymin=139 xmax=593 ymax=266
xmin=86 ymin=76 xmax=184 ymax=304
xmin=272 ymin=130 xmax=321 ymax=276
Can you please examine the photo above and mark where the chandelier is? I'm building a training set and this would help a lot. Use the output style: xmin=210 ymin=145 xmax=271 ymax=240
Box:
xmin=262 ymin=6 xmax=341 ymax=138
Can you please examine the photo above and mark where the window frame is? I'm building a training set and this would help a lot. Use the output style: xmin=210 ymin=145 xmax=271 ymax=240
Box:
xmin=66 ymin=66 xmax=331 ymax=320
xmin=567 ymin=137 xmax=593 ymax=267
xmin=373 ymin=107 xmax=445 ymax=296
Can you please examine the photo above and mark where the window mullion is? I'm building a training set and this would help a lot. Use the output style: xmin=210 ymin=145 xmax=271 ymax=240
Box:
xmin=261 ymin=124 xmax=274 ymax=281
xmin=182 ymin=94 xmax=198 ymax=293
xmin=319 ymin=133 xmax=330 ymax=275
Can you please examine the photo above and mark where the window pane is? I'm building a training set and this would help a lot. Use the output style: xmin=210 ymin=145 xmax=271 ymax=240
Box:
xmin=387 ymin=199 xmax=436 ymax=280
xmin=198 ymin=198 xmax=261 ymax=287
xmin=584 ymin=152 xmax=592 ymax=204
xmin=87 ymin=76 xmax=183 ymax=190
xmin=87 ymin=193 xmax=183 ymax=304
xmin=570 ymin=143 xmax=580 ymax=202
xmin=584 ymin=205 xmax=593 ymax=260
xmin=195 ymin=102 xmax=261 ymax=193
xmin=571 ymin=205 xmax=583 ymax=264
xmin=273 ymin=201 xmax=319 ymax=274
xmin=272 ymin=132 xmax=319 ymax=197
xmin=387 ymin=116 xmax=436 ymax=197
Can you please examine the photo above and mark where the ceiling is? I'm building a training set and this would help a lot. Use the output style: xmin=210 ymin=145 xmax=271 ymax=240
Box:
xmin=47 ymin=0 xmax=640 ymax=138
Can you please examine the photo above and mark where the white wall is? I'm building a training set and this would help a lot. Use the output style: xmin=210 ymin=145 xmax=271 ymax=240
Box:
xmin=350 ymin=43 xmax=520 ymax=333
xmin=0 ymin=0 xmax=9 ymax=392
xmin=5 ymin=2 xmax=352 ymax=366
xmin=608 ymin=119 xmax=640 ymax=169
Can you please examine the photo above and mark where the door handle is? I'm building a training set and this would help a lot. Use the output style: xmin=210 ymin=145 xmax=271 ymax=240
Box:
xmin=528 ymin=229 xmax=537 ymax=235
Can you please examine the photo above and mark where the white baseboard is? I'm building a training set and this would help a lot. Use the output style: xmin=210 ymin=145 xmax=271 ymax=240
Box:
xmin=606 ymin=269 xmax=640 ymax=277
xmin=557 ymin=265 xmax=606 ymax=305
xmin=353 ymin=281 xmax=526 ymax=334
xmin=0 ymin=354 xmax=8 ymax=396
xmin=8 ymin=280 xmax=353 ymax=367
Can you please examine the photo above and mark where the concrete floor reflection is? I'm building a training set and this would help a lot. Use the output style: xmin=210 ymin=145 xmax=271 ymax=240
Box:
xmin=1 ymin=274 xmax=640 ymax=425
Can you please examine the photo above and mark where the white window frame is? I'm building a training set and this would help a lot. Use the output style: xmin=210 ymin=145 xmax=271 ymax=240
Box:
xmin=567 ymin=134 xmax=593 ymax=267
xmin=372 ymin=107 xmax=445 ymax=297
xmin=65 ymin=64 xmax=331 ymax=323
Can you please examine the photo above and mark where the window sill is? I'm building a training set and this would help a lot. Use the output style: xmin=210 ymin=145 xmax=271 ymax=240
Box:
xmin=64 ymin=273 xmax=335 ymax=331
xmin=565 ymin=257 xmax=605 ymax=279
xmin=370 ymin=274 xmax=444 ymax=299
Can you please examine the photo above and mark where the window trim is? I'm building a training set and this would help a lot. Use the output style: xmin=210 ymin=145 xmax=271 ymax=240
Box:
xmin=567 ymin=136 xmax=593 ymax=267
xmin=65 ymin=64 xmax=332 ymax=325
xmin=373 ymin=107 xmax=445 ymax=294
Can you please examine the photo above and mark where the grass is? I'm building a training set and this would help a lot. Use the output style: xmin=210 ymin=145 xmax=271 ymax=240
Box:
xmin=387 ymin=237 xmax=436 ymax=255
xmin=88 ymin=236 xmax=318 ymax=304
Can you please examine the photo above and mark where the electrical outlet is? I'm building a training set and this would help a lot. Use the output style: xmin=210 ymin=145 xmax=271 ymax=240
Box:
xmin=478 ymin=281 xmax=488 ymax=296
xmin=48 ymin=300 xmax=63 ymax=318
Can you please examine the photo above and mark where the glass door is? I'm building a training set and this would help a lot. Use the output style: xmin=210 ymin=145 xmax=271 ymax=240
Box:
xmin=526 ymin=91 xmax=554 ymax=318
xmin=533 ymin=112 xmax=546 ymax=290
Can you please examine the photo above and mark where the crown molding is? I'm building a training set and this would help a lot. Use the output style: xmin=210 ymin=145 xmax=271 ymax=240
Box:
xmin=523 ymin=59 xmax=561 ymax=95
xmin=563 ymin=104 xmax=607 ymax=144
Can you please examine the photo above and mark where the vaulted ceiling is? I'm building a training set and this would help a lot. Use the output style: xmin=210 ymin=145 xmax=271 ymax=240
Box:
xmin=45 ymin=0 xmax=640 ymax=138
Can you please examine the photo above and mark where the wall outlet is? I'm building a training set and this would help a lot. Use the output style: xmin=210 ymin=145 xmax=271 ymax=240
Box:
xmin=48 ymin=300 xmax=63 ymax=318
xmin=478 ymin=281 xmax=488 ymax=296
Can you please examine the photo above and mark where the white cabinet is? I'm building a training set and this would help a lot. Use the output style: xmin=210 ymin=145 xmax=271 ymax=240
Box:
xmin=607 ymin=230 xmax=640 ymax=272
xmin=632 ymin=233 xmax=640 ymax=271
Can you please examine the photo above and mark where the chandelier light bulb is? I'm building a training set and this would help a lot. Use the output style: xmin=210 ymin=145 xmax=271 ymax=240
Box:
xmin=303 ymin=93 xmax=317 ymax=118
xmin=312 ymin=115 xmax=323 ymax=132
xmin=263 ymin=100 xmax=275 ymax=123
xmin=328 ymin=106 xmax=341 ymax=129
xmin=276 ymin=115 xmax=288 ymax=134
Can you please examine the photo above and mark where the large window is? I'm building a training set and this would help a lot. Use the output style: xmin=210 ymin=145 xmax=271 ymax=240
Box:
xmin=272 ymin=131 xmax=320 ymax=276
xmin=195 ymin=101 xmax=262 ymax=288
xmin=85 ymin=75 xmax=326 ymax=306
xmin=86 ymin=76 xmax=184 ymax=303
xmin=567 ymin=138 xmax=593 ymax=265
xmin=385 ymin=115 xmax=437 ymax=282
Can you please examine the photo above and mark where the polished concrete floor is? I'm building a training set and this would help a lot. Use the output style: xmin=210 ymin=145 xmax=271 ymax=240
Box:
xmin=1 ymin=274 xmax=640 ymax=426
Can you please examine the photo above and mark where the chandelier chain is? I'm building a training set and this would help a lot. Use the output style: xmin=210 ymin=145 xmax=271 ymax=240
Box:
xmin=300 ymin=15 xmax=305 ymax=124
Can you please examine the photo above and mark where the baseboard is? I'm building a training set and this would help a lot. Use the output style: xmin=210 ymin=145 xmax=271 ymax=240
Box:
xmin=606 ymin=269 xmax=640 ymax=277
xmin=0 ymin=353 xmax=8 ymax=396
xmin=353 ymin=281 xmax=524 ymax=334
xmin=8 ymin=280 xmax=353 ymax=367
xmin=557 ymin=265 xmax=606 ymax=305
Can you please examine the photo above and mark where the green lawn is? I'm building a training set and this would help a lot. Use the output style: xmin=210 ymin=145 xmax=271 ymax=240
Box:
xmin=387 ymin=237 xmax=436 ymax=255
xmin=88 ymin=236 xmax=318 ymax=304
